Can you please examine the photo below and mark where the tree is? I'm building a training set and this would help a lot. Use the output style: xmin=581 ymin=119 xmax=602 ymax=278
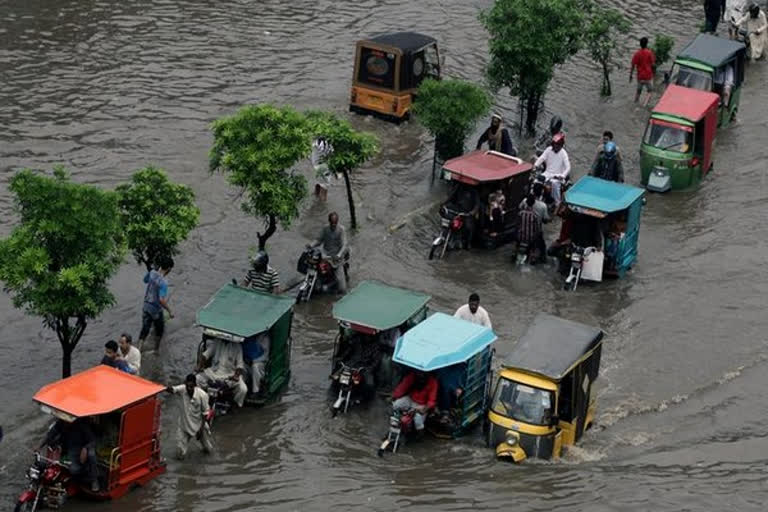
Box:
xmin=480 ymin=0 xmax=587 ymax=135
xmin=116 ymin=166 xmax=200 ymax=271
xmin=584 ymin=5 xmax=631 ymax=96
xmin=412 ymin=78 xmax=492 ymax=167
xmin=209 ymin=105 xmax=312 ymax=250
xmin=0 ymin=168 xmax=125 ymax=378
xmin=652 ymin=34 xmax=675 ymax=70
xmin=306 ymin=111 xmax=379 ymax=230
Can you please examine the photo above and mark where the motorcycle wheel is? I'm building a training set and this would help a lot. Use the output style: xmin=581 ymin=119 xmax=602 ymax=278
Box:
xmin=14 ymin=500 xmax=35 ymax=512
xmin=428 ymin=244 xmax=440 ymax=260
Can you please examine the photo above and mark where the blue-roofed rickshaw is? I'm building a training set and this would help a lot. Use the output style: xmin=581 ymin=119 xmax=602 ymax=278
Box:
xmin=487 ymin=314 xmax=603 ymax=462
xmin=194 ymin=284 xmax=295 ymax=415
xmin=378 ymin=313 xmax=496 ymax=455
xmin=549 ymin=177 xmax=645 ymax=291
xmin=329 ymin=281 xmax=430 ymax=416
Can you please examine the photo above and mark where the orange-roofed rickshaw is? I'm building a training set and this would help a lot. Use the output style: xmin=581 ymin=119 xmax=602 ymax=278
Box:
xmin=14 ymin=366 xmax=166 ymax=511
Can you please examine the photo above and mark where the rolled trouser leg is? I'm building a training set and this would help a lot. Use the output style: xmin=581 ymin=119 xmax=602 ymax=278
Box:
xmin=176 ymin=427 xmax=190 ymax=460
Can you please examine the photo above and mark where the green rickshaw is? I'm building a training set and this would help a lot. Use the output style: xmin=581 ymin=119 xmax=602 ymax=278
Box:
xmin=195 ymin=283 xmax=295 ymax=413
xmin=330 ymin=280 xmax=430 ymax=415
xmin=669 ymin=33 xmax=746 ymax=128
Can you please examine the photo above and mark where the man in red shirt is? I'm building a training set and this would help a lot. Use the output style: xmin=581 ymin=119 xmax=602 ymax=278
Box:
xmin=629 ymin=37 xmax=656 ymax=107
xmin=391 ymin=370 xmax=438 ymax=434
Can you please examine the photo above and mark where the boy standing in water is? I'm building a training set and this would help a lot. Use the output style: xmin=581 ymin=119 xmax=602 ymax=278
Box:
xmin=629 ymin=37 xmax=656 ymax=107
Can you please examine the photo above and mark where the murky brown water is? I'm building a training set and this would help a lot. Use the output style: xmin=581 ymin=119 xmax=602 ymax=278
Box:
xmin=2 ymin=0 xmax=768 ymax=510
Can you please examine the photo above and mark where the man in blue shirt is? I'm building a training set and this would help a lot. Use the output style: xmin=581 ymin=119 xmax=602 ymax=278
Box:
xmin=138 ymin=257 xmax=174 ymax=352
xmin=101 ymin=340 xmax=134 ymax=374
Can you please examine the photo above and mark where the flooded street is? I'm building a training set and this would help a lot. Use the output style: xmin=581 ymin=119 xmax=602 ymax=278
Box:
xmin=2 ymin=0 xmax=768 ymax=509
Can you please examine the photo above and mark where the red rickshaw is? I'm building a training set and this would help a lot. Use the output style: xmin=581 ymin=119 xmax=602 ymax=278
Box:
xmin=15 ymin=366 xmax=166 ymax=511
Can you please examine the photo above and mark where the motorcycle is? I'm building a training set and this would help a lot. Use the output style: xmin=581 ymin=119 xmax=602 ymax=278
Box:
xmin=201 ymin=378 xmax=236 ymax=420
xmin=377 ymin=408 xmax=417 ymax=456
xmin=330 ymin=362 xmax=367 ymax=417
xmin=534 ymin=115 xmax=565 ymax=157
xmin=736 ymin=27 xmax=753 ymax=59
xmin=296 ymin=247 xmax=348 ymax=302
xmin=15 ymin=451 xmax=75 ymax=512
xmin=428 ymin=207 xmax=468 ymax=260
xmin=564 ymin=244 xmax=597 ymax=291
xmin=530 ymin=167 xmax=571 ymax=211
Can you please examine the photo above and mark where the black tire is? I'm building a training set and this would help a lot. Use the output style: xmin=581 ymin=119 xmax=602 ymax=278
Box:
xmin=15 ymin=500 xmax=35 ymax=512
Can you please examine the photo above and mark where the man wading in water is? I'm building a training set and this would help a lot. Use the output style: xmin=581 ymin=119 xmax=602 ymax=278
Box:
xmin=138 ymin=256 xmax=174 ymax=352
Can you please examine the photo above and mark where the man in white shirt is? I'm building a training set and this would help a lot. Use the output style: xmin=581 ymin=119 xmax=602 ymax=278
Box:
xmin=454 ymin=293 xmax=492 ymax=329
xmin=534 ymin=133 xmax=571 ymax=205
xmin=196 ymin=338 xmax=248 ymax=407
xmin=118 ymin=333 xmax=141 ymax=375
xmin=166 ymin=374 xmax=213 ymax=460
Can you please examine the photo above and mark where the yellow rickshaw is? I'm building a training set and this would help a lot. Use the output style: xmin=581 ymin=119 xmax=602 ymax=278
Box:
xmin=486 ymin=314 xmax=603 ymax=462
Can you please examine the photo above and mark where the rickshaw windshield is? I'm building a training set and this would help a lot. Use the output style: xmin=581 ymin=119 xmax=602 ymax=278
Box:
xmin=492 ymin=379 xmax=554 ymax=426
xmin=643 ymin=121 xmax=693 ymax=153
xmin=357 ymin=47 xmax=396 ymax=89
xmin=671 ymin=64 xmax=713 ymax=92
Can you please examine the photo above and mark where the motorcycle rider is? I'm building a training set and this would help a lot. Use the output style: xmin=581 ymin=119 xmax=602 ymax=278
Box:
xmin=391 ymin=370 xmax=439 ymax=437
xmin=40 ymin=418 xmax=99 ymax=492
xmin=591 ymin=141 xmax=624 ymax=182
xmin=242 ymin=251 xmax=279 ymax=294
xmin=476 ymin=113 xmax=518 ymax=156
xmin=308 ymin=211 xmax=349 ymax=293
xmin=533 ymin=132 xmax=571 ymax=206
xmin=736 ymin=3 xmax=768 ymax=60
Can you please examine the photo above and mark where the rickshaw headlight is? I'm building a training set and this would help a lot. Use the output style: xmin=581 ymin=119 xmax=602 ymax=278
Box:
xmin=505 ymin=431 xmax=519 ymax=446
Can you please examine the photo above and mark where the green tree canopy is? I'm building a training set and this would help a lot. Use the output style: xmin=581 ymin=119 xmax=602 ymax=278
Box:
xmin=0 ymin=167 xmax=125 ymax=377
xmin=412 ymin=78 xmax=492 ymax=163
xmin=306 ymin=111 xmax=379 ymax=229
xmin=584 ymin=5 xmax=631 ymax=96
xmin=480 ymin=0 xmax=587 ymax=134
xmin=653 ymin=34 xmax=675 ymax=70
xmin=116 ymin=166 xmax=200 ymax=271
xmin=209 ymin=104 xmax=312 ymax=250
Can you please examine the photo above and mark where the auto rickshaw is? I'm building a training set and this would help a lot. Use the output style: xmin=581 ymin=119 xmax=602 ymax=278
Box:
xmin=669 ymin=33 xmax=746 ymax=127
xmin=195 ymin=283 xmax=295 ymax=412
xmin=639 ymin=84 xmax=719 ymax=192
xmin=329 ymin=280 xmax=430 ymax=415
xmin=487 ymin=313 xmax=603 ymax=462
xmin=553 ymin=177 xmax=645 ymax=291
xmin=429 ymin=150 xmax=533 ymax=259
xmin=349 ymin=32 xmax=440 ymax=122
xmin=15 ymin=366 xmax=166 ymax=511
xmin=378 ymin=312 xmax=496 ymax=454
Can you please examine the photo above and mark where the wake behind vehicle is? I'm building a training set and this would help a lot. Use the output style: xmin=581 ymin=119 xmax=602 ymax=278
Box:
xmin=330 ymin=280 xmax=430 ymax=416
xmin=378 ymin=312 xmax=496 ymax=455
xmin=556 ymin=177 xmax=645 ymax=290
xmin=640 ymin=85 xmax=719 ymax=192
xmin=669 ymin=33 xmax=746 ymax=128
xmin=487 ymin=314 xmax=603 ymax=462
xmin=195 ymin=283 xmax=294 ymax=413
xmin=349 ymin=32 xmax=440 ymax=123
xmin=430 ymin=150 xmax=532 ymax=259
xmin=16 ymin=366 xmax=166 ymax=511
xmin=296 ymin=247 xmax=349 ymax=302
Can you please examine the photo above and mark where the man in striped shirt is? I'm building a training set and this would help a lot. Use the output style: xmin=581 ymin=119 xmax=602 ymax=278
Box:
xmin=243 ymin=252 xmax=279 ymax=294
xmin=518 ymin=195 xmax=545 ymax=263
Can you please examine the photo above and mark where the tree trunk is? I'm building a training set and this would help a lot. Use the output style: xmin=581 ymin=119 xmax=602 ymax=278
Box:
xmin=525 ymin=92 xmax=542 ymax=137
xmin=602 ymin=62 xmax=612 ymax=96
xmin=342 ymin=169 xmax=357 ymax=230
xmin=61 ymin=344 xmax=73 ymax=378
xmin=257 ymin=214 xmax=277 ymax=251
xmin=56 ymin=315 xmax=87 ymax=378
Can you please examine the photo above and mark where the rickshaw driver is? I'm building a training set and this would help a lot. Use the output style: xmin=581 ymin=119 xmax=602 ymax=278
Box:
xmin=534 ymin=133 xmax=571 ymax=205
xmin=590 ymin=141 xmax=624 ymax=183
xmin=391 ymin=370 xmax=439 ymax=437
xmin=196 ymin=338 xmax=248 ymax=407
xmin=39 ymin=418 xmax=100 ymax=492
xmin=453 ymin=186 xmax=481 ymax=248
xmin=308 ymin=211 xmax=349 ymax=293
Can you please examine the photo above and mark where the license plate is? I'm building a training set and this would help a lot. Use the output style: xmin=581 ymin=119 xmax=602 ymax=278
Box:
xmin=441 ymin=219 xmax=450 ymax=227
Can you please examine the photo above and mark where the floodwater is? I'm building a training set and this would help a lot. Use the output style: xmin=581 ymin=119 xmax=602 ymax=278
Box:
xmin=1 ymin=0 xmax=768 ymax=510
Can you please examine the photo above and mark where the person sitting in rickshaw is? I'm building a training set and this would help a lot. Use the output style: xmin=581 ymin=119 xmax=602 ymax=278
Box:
xmin=243 ymin=333 xmax=270 ymax=396
xmin=391 ymin=370 xmax=438 ymax=437
xmin=487 ymin=187 xmax=506 ymax=235
xmin=590 ymin=141 xmax=624 ymax=183
xmin=196 ymin=338 xmax=248 ymax=408
xmin=714 ymin=62 xmax=736 ymax=107
xmin=436 ymin=364 xmax=465 ymax=424
xmin=476 ymin=113 xmax=518 ymax=157
xmin=338 ymin=332 xmax=383 ymax=371
xmin=40 ymin=418 xmax=100 ymax=492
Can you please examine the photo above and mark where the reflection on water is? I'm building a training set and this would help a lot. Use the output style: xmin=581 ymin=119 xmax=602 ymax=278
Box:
xmin=2 ymin=0 xmax=768 ymax=510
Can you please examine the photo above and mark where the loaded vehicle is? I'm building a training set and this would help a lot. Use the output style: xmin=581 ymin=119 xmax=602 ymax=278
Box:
xmin=639 ymin=84 xmax=719 ymax=192
xmin=296 ymin=246 xmax=349 ymax=303
xmin=195 ymin=283 xmax=294 ymax=413
xmin=329 ymin=280 xmax=431 ymax=416
xmin=378 ymin=312 xmax=496 ymax=455
xmin=349 ymin=32 xmax=440 ymax=122
xmin=552 ymin=177 xmax=645 ymax=291
xmin=15 ymin=366 xmax=166 ymax=511
xmin=430 ymin=150 xmax=533 ymax=259
xmin=669 ymin=33 xmax=746 ymax=127
xmin=487 ymin=314 xmax=603 ymax=462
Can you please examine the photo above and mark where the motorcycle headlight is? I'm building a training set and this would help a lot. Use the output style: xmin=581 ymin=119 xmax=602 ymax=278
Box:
xmin=28 ymin=467 xmax=40 ymax=480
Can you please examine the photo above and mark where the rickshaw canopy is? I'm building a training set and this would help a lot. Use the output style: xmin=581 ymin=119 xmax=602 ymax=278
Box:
xmin=33 ymin=366 xmax=165 ymax=420
xmin=443 ymin=150 xmax=532 ymax=185
xmin=677 ymin=34 xmax=746 ymax=69
xmin=364 ymin=32 xmax=437 ymax=54
xmin=332 ymin=280 xmax=430 ymax=332
xmin=197 ymin=283 xmax=295 ymax=338
xmin=653 ymin=85 xmax=719 ymax=123
xmin=565 ymin=176 xmax=645 ymax=215
xmin=503 ymin=314 xmax=603 ymax=381
xmin=393 ymin=312 xmax=496 ymax=371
